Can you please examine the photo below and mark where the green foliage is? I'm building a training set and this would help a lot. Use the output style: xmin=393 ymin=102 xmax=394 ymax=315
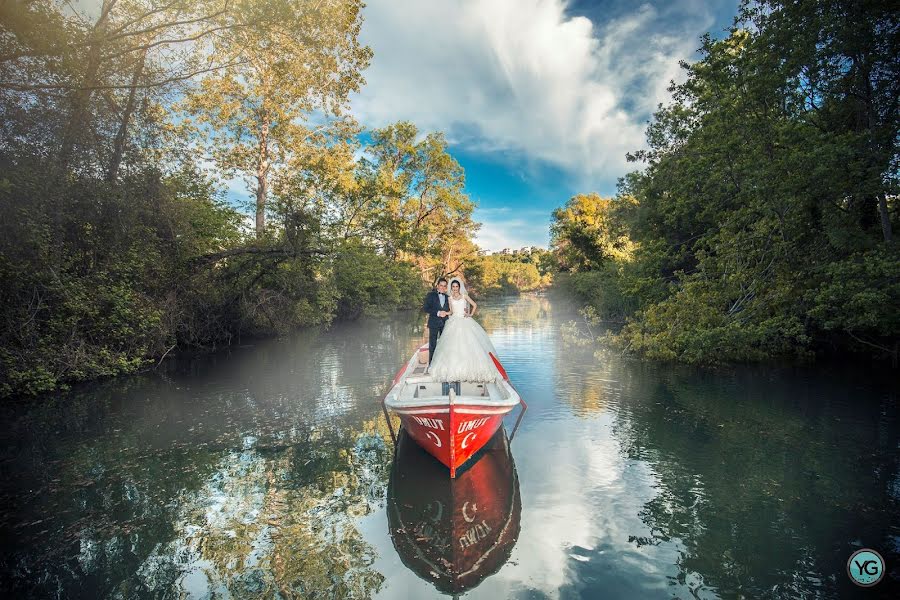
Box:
xmin=551 ymin=193 xmax=633 ymax=272
xmin=466 ymin=249 xmax=550 ymax=296
xmin=550 ymin=0 xmax=899 ymax=365
xmin=357 ymin=122 xmax=480 ymax=283
xmin=0 ymin=2 xmax=458 ymax=398
xmin=0 ymin=154 xmax=430 ymax=398
xmin=0 ymin=163 xmax=239 ymax=396
xmin=332 ymin=240 xmax=423 ymax=320
xmin=807 ymin=247 xmax=900 ymax=353
xmin=614 ymin=275 xmax=813 ymax=364
xmin=561 ymin=267 xmax=635 ymax=323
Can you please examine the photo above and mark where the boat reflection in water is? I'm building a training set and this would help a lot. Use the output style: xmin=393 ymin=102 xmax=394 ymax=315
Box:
xmin=387 ymin=426 xmax=521 ymax=595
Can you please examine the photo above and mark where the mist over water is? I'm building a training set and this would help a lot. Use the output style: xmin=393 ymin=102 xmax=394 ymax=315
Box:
xmin=1 ymin=293 xmax=897 ymax=598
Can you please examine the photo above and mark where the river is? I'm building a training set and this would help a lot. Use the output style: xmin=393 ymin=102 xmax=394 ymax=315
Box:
xmin=1 ymin=293 xmax=897 ymax=599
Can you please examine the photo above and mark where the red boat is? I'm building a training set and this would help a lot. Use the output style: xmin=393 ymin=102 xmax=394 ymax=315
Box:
xmin=387 ymin=426 xmax=521 ymax=594
xmin=382 ymin=343 xmax=526 ymax=477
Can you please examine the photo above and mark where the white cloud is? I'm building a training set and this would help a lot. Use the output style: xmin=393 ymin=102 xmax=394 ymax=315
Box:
xmin=353 ymin=0 xmax=718 ymax=186
xmin=474 ymin=209 xmax=551 ymax=251
xmin=476 ymin=206 xmax=514 ymax=215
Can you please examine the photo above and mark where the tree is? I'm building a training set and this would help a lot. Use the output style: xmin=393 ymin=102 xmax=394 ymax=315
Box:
xmin=466 ymin=253 xmax=546 ymax=296
xmin=180 ymin=0 xmax=371 ymax=238
xmin=363 ymin=122 xmax=480 ymax=283
xmin=550 ymin=193 xmax=633 ymax=272
xmin=552 ymin=0 xmax=899 ymax=363
xmin=1 ymin=0 xmax=263 ymax=178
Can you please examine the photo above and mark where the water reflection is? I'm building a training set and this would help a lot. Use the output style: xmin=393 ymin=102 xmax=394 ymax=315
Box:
xmin=386 ymin=428 xmax=521 ymax=595
xmin=604 ymin=363 xmax=900 ymax=599
xmin=1 ymin=294 xmax=897 ymax=599
xmin=0 ymin=316 xmax=413 ymax=598
xmin=475 ymin=293 xmax=551 ymax=335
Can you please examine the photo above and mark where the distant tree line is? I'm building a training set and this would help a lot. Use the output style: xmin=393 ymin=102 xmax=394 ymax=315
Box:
xmin=466 ymin=247 xmax=553 ymax=296
xmin=551 ymin=0 xmax=898 ymax=365
xmin=0 ymin=0 xmax=480 ymax=397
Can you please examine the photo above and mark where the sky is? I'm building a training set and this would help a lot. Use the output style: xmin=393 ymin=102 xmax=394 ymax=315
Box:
xmin=71 ymin=0 xmax=741 ymax=250
xmin=350 ymin=0 xmax=742 ymax=250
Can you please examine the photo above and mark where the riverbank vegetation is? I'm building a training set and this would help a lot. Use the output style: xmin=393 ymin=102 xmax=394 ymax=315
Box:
xmin=552 ymin=1 xmax=898 ymax=365
xmin=0 ymin=0 xmax=482 ymax=397
xmin=467 ymin=247 xmax=553 ymax=296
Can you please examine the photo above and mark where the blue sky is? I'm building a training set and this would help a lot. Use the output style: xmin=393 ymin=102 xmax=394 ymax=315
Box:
xmin=350 ymin=0 xmax=741 ymax=250
xmin=213 ymin=0 xmax=741 ymax=250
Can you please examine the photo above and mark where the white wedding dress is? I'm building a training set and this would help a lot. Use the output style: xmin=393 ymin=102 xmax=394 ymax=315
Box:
xmin=429 ymin=295 xmax=500 ymax=382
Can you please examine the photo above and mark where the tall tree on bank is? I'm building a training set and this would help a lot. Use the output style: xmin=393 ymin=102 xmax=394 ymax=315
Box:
xmin=552 ymin=0 xmax=899 ymax=363
xmin=181 ymin=0 xmax=371 ymax=238
xmin=0 ymin=2 xmax=442 ymax=398
xmin=362 ymin=122 xmax=480 ymax=283
xmin=0 ymin=0 xmax=259 ymax=179
xmin=551 ymin=193 xmax=633 ymax=272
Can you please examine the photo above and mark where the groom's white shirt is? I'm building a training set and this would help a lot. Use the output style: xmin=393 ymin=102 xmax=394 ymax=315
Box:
xmin=439 ymin=293 xmax=446 ymax=306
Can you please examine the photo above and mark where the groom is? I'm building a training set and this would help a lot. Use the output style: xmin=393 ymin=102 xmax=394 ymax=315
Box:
xmin=423 ymin=278 xmax=450 ymax=365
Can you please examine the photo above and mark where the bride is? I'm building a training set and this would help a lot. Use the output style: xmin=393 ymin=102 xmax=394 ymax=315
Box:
xmin=428 ymin=277 xmax=500 ymax=382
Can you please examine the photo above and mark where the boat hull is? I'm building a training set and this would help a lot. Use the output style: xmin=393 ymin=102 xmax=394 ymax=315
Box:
xmin=395 ymin=406 xmax=511 ymax=477
xmin=383 ymin=343 xmax=523 ymax=477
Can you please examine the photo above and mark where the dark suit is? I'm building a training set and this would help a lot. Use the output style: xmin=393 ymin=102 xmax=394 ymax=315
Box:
xmin=423 ymin=290 xmax=450 ymax=363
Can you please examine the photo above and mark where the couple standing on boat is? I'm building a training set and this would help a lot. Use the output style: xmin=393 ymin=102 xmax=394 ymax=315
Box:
xmin=423 ymin=277 xmax=500 ymax=382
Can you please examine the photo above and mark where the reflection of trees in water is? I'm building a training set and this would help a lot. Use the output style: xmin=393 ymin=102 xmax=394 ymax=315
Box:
xmin=606 ymin=366 xmax=900 ymax=598
xmin=564 ymin=376 xmax=609 ymax=415
xmin=554 ymin=350 xmax=622 ymax=417
xmin=553 ymin=304 xmax=619 ymax=417
xmin=0 ymin=313 xmax=414 ymax=598
xmin=4 ymin=416 xmax=394 ymax=598
xmin=475 ymin=294 xmax=551 ymax=333
xmin=129 ymin=418 xmax=392 ymax=598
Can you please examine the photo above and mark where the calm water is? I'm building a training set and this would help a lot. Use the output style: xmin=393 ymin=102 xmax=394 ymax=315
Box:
xmin=1 ymin=294 xmax=898 ymax=599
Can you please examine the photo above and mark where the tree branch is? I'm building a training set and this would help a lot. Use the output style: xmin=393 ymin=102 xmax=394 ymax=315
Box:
xmin=0 ymin=59 xmax=250 ymax=91
xmin=846 ymin=330 xmax=895 ymax=355
xmin=106 ymin=1 xmax=215 ymax=39
xmin=190 ymin=245 xmax=327 ymax=265
xmin=100 ymin=23 xmax=248 ymax=62
xmin=0 ymin=2 xmax=243 ymax=63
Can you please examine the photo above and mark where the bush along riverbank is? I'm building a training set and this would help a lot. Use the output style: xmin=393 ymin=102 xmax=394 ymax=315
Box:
xmin=0 ymin=1 xmax=488 ymax=398
xmin=549 ymin=2 xmax=898 ymax=366
xmin=0 ymin=162 xmax=433 ymax=397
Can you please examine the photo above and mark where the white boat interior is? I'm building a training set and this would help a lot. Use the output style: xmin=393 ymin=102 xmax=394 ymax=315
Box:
xmin=384 ymin=350 xmax=521 ymax=411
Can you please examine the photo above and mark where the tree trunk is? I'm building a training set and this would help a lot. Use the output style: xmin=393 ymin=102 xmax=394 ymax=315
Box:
xmin=256 ymin=169 xmax=268 ymax=238
xmin=444 ymin=245 xmax=453 ymax=278
xmin=255 ymin=119 xmax=270 ymax=238
xmin=878 ymin=193 xmax=893 ymax=244
xmin=57 ymin=52 xmax=101 ymax=172
xmin=57 ymin=0 xmax=117 ymax=173
xmin=106 ymin=47 xmax=147 ymax=182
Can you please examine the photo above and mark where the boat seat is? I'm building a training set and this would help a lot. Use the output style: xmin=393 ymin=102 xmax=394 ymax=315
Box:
xmin=458 ymin=382 xmax=488 ymax=397
xmin=485 ymin=382 xmax=505 ymax=402
xmin=404 ymin=375 xmax=435 ymax=384
xmin=441 ymin=381 xmax=461 ymax=396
